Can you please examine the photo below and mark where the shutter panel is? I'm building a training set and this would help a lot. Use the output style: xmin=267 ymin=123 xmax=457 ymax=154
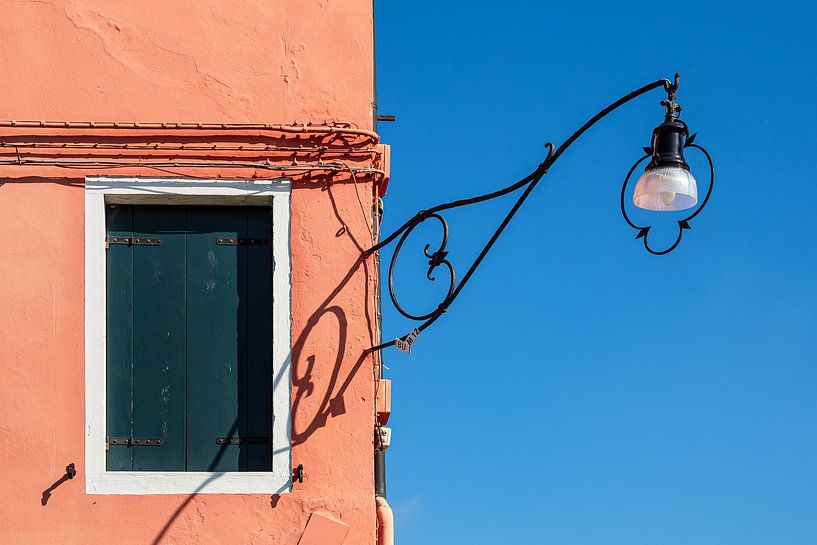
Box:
xmin=185 ymin=207 xmax=247 ymax=471
xmin=105 ymin=205 xmax=134 ymax=471
xmin=106 ymin=205 xmax=274 ymax=473
xmin=131 ymin=207 xmax=187 ymax=471
xmin=245 ymin=208 xmax=273 ymax=471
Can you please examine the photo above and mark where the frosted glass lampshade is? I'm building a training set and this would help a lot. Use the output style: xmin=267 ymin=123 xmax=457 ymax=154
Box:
xmin=632 ymin=166 xmax=698 ymax=211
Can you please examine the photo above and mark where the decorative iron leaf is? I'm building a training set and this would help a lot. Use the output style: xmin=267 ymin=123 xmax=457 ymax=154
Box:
xmin=642 ymin=146 xmax=653 ymax=155
xmin=636 ymin=227 xmax=650 ymax=239
xmin=684 ymin=133 xmax=697 ymax=147
xmin=679 ymin=220 xmax=692 ymax=230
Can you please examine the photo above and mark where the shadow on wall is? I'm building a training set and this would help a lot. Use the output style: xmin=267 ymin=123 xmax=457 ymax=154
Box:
xmin=150 ymin=421 xmax=241 ymax=545
xmin=291 ymin=177 xmax=376 ymax=448
xmin=0 ymin=176 xmax=84 ymax=188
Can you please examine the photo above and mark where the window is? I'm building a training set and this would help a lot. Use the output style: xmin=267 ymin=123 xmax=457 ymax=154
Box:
xmin=85 ymin=178 xmax=291 ymax=494
xmin=105 ymin=205 xmax=273 ymax=472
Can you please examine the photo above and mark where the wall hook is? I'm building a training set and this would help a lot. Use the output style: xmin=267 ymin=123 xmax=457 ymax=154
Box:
xmin=293 ymin=464 xmax=305 ymax=484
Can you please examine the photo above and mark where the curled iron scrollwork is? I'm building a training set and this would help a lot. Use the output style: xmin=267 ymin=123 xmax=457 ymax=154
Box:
xmin=387 ymin=212 xmax=456 ymax=322
xmin=620 ymin=136 xmax=714 ymax=255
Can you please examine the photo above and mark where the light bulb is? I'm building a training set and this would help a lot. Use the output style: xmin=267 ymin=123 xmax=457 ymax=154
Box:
xmin=660 ymin=191 xmax=676 ymax=206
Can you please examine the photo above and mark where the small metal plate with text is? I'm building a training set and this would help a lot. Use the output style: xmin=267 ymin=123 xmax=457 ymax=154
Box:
xmin=395 ymin=328 xmax=421 ymax=353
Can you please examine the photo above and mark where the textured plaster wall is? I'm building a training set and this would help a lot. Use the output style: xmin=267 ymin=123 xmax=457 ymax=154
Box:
xmin=2 ymin=0 xmax=373 ymax=123
xmin=0 ymin=1 xmax=378 ymax=544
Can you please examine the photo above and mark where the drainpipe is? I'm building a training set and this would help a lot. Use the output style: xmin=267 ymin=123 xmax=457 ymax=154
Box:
xmin=374 ymin=445 xmax=387 ymax=498
xmin=375 ymin=427 xmax=393 ymax=545
xmin=376 ymin=495 xmax=394 ymax=545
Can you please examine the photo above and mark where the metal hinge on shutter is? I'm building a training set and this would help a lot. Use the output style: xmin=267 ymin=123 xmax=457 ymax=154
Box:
xmin=105 ymin=437 xmax=163 ymax=450
xmin=215 ymin=436 xmax=271 ymax=445
xmin=215 ymin=237 xmax=270 ymax=247
xmin=105 ymin=235 xmax=163 ymax=249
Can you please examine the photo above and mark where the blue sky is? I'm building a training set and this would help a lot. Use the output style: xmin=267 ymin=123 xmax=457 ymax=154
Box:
xmin=374 ymin=1 xmax=817 ymax=543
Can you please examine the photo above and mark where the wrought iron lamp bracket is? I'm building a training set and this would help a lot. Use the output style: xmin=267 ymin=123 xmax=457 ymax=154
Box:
xmin=366 ymin=74 xmax=713 ymax=352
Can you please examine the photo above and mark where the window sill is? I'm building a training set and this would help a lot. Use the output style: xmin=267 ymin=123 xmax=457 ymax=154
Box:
xmin=86 ymin=470 xmax=293 ymax=495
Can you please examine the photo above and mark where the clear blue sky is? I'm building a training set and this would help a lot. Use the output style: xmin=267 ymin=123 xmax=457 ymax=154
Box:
xmin=374 ymin=1 xmax=817 ymax=543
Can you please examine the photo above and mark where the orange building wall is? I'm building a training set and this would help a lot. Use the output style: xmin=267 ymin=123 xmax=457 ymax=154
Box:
xmin=0 ymin=2 xmax=380 ymax=544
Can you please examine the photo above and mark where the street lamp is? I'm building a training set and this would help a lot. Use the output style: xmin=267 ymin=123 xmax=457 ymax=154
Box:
xmin=366 ymin=73 xmax=714 ymax=353
xmin=633 ymin=121 xmax=698 ymax=211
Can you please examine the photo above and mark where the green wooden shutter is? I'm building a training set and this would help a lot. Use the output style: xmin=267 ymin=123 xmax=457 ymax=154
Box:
xmin=105 ymin=205 xmax=134 ymax=471
xmin=186 ymin=207 xmax=247 ymax=471
xmin=131 ymin=207 xmax=187 ymax=471
xmin=186 ymin=207 xmax=273 ymax=471
xmin=106 ymin=205 xmax=273 ymax=473
xmin=105 ymin=206 xmax=187 ymax=471
xmin=245 ymin=208 xmax=274 ymax=471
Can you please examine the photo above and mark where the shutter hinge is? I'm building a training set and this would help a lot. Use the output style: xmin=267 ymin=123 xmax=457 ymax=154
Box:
xmin=106 ymin=437 xmax=163 ymax=449
xmin=215 ymin=237 xmax=270 ymax=247
xmin=105 ymin=236 xmax=163 ymax=249
xmin=215 ymin=436 xmax=271 ymax=445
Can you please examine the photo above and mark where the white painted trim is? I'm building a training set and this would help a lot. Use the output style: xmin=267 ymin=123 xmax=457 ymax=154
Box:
xmin=84 ymin=177 xmax=292 ymax=495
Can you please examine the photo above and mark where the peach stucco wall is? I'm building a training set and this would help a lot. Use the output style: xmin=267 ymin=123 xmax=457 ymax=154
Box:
xmin=0 ymin=2 xmax=380 ymax=544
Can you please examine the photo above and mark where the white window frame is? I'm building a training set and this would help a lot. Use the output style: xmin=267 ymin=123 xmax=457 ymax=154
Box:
xmin=85 ymin=176 xmax=292 ymax=494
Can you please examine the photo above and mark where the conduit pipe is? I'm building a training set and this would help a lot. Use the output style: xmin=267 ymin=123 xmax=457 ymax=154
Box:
xmin=0 ymin=120 xmax=380 ymax=142
xmin=0 ymin=156 xmax=385 ymax=176
xmin=0 ymin=141 xmax=382 ymax=156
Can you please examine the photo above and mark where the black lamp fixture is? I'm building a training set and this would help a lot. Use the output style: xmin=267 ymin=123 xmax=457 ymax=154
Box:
xmin=633 ymin=76 xmax=698 ymax=212
xmin=367 ymin=73 xmax=714 ymax=353
xmin=634 ymin=122 xmax=697 ymax=211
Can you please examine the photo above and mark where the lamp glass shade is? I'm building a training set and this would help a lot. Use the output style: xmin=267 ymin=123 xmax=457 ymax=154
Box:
xmin=633 ymin=166 xmax=698 ymax=211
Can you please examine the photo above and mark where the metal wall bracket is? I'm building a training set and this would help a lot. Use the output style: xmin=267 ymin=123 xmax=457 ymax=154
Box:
xmin=293 ymin=463 xmax=305 ymax=484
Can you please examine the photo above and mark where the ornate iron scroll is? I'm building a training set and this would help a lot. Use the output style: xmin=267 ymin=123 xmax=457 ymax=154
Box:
xmin=387 ymin=212 xmax=456 ymax=322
